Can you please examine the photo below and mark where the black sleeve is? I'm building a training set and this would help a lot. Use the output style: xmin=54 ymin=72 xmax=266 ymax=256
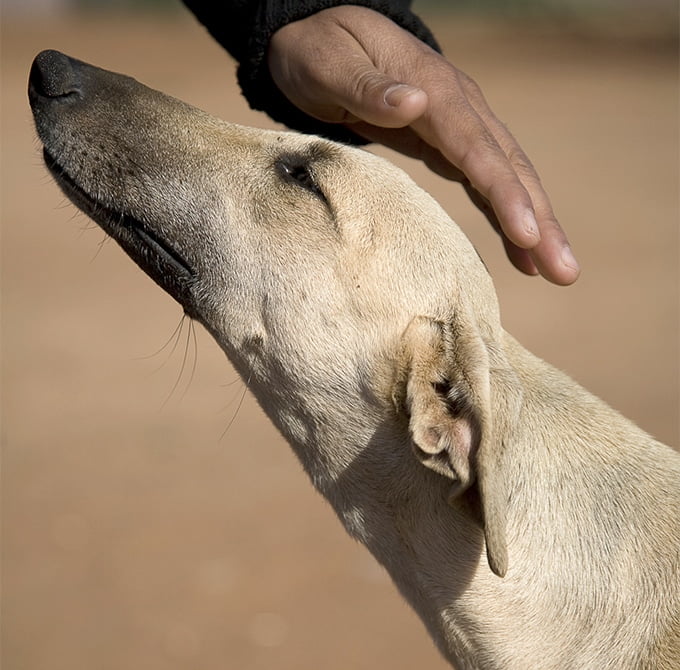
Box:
xmin=182 ymin=0 xmax=441 ymax=144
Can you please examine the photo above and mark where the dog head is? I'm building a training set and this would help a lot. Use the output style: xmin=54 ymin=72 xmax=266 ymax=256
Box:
xmin=29 ymin=50 xmax=521 ymax=576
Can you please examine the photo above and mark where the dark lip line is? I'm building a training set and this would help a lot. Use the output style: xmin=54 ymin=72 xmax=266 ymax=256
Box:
xmin=43 ymin=149 xmax=197 ymax=279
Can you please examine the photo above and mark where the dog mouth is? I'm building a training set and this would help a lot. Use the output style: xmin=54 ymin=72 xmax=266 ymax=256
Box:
xmin=44 ymin=149 xmax=198 ymax=308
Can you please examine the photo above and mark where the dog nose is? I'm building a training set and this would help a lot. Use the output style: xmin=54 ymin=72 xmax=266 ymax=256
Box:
xmin=29 ymin=50 xmax=81 ymax=100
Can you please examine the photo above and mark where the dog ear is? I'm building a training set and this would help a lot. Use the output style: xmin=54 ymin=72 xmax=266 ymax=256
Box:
xmin=393 ymin=314 xmax=522 ymax=578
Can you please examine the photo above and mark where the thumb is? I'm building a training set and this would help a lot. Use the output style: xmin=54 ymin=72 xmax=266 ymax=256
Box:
xmin=335 ymin=65 xmax=428 ymax=128
xmin=268 ymin=14 xmax=428 ymax=128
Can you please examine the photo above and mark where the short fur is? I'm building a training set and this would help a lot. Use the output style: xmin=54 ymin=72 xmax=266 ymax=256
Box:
xmin=29 ymin=51 xmax=679 ymax=669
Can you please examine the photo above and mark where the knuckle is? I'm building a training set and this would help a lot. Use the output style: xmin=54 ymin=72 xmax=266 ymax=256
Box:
xmin=507 ymin=145 xmax=537 ymax=178
xmin=458 ymin=70 xmax=482 ymax=95
xmin=457 ymin=130 xmax=504 ymax=176
xmin=352 ymin=67 xmax=387 ymax=100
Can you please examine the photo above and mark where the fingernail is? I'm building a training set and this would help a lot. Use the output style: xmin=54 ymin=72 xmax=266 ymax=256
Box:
xmin=384 ymin=83 xmax=421 ymax=107
xmin=561 ymin=245 xmax=580 ymax=272
xmin=523 ymin=210 xmax=540 ymax=241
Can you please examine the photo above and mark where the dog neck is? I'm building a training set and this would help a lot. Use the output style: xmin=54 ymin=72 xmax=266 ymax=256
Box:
xmin=241 ymin=330 xmax=677 ymax=669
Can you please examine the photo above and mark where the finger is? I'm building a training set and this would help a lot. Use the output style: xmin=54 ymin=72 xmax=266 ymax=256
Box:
xmin=407 ymin=101 xmax=541 ymax=253
xmin=515 ymin=180 xmax=580 ymax=285
xmin=527 ymin=223 xmax=580 ymax=286
xmin=458 ymin=75 xmax=580 ymax=284
xmin=504 ymin=240 xmax=539 ymax=277
xmin=462 ymin=176 xmax=540 ymax=277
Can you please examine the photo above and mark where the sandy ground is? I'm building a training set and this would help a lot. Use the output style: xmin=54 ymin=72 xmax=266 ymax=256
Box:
xmin=2 ymin=10 xmax=678 ymax=670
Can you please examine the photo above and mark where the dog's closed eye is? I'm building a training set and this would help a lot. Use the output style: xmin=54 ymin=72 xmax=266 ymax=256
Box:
xmin=275 ymin=157 xmax=328 ymax=205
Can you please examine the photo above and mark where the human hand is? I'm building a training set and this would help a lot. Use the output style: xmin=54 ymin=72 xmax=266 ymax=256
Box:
xmin=268 ymin=6 xmax=579 ymax=285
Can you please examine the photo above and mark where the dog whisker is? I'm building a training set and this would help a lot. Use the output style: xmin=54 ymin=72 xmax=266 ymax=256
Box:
xmin=219 ymin=369 xmax=251 ymax=441
xmin=160 ymin=315 xmax=198 ymax=408
xmin=136 ymin=314 xmax=187 ymax=363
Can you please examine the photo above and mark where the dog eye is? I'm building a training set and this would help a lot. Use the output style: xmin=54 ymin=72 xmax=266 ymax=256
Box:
xmin=276 ymin=160 xmax=326 ymax=202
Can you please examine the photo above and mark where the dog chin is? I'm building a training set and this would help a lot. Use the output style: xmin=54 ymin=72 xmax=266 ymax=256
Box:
xmin=43 ymin=148 xmax=199 ymax=312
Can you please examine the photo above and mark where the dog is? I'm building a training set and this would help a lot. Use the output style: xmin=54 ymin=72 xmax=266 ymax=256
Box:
xmin=29 ymin=50 xmax=679 ymax=669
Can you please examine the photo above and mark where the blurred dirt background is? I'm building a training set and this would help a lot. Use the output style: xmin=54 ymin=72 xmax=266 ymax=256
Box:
xmin=2 ymin=3 xmax=678 ymax=669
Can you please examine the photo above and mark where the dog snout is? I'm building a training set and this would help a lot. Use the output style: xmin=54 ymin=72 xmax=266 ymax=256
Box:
xmin=29 ymin=50 xmax=83 ymax=105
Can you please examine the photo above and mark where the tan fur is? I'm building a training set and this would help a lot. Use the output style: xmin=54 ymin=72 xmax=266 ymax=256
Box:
xmin=30 ymin=52 xmax=679 ymax=669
